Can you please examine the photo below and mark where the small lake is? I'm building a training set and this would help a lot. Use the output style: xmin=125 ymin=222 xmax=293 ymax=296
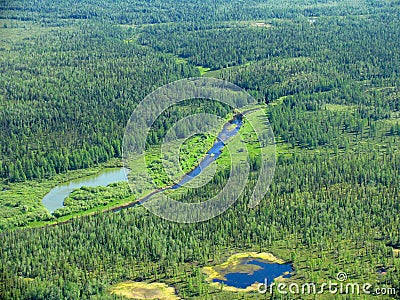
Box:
xmin=42 ymin=167 xmax=129 ymax=213
xmin=43 ymin=115 xmax=243 ymax=213
xmin=213 ymin=258 xmax=293 ymax=289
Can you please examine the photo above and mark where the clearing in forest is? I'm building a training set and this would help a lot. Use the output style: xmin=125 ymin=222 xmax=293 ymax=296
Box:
xmin=109 ymin=281 xmax=181 ymax=300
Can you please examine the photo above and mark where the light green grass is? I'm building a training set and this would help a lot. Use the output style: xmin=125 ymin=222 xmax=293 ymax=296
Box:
xmin=109 ymin=281 xmax=181 ymax=299
xmin=197 ymin=66 xmax=211 ymax=75
xmin=5 ymin=107 xmax=269 ymax=229
xmin=323 ymin=103 xmax=356 ymax=112
xmin=0 ymin=20 xmax=74 ymax=49
xmin=0 ymin=159 xmax=122 ymax=230
xmin=28 ymin=194 xmax=137 ymax=229
xmin=175 ymin=57 xmax=187 ymax=64
xmin=217 ymin=107 xmax=267 ymax=166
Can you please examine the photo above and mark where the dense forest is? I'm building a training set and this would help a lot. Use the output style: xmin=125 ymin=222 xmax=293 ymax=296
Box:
xmin=0 ymin=0 xmax=399 ymax=299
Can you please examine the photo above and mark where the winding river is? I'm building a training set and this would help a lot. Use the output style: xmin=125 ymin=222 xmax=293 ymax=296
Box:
xmin=42 ymin=115 xmax=243 ymax=213
xmin=171 ymin=115 xmax=242 ymax=189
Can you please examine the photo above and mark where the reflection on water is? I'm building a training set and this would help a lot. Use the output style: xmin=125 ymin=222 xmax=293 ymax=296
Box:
xmin=43 ymin=115 xmax=243 ymax=213
xmin=171 ymin=116 xmax=242 ymax=189
xmin=113 ymin=115 xmax=244 ymax=211
xmin=42 ymin=168 xmax=129 ymax=213
xmin=213 ymin=258 xmax=293 ymax=289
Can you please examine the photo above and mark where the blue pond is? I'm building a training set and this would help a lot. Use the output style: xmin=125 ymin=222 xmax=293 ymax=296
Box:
xmin=213 ymin=258 xmax=293 ymax=289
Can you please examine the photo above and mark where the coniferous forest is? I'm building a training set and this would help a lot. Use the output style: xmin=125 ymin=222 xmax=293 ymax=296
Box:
xmin=0 ymin=0 xmax=399 ymax=299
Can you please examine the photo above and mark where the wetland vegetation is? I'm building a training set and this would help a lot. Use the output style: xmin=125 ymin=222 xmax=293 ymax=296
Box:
xmin=203 ymin=252 xmax=293 ymax=292
xmin=0 ymin=0 xmax=399 ymax=299
xmin=109 ymin=281 xmax=181 ymax=300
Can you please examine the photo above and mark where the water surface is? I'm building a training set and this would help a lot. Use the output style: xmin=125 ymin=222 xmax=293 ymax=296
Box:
xmin=43 ymin=115 xmax=243 ymax=213
xmin=213 ymin=258 xmax=293 ymax=289
xmin=42 ymin=167 xmax=128 ymax=213
xmin=171 ymin=116 xmax=242 ymax=189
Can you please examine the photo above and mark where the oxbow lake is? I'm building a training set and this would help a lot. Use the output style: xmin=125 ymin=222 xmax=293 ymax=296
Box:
xmin=42 ymin=167 xmax=129 ymax=213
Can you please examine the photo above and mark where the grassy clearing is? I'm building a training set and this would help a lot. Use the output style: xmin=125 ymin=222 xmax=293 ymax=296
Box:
xmin=382 ymin=111 xmax=400 ymax=125
xmin=4 ymin=107 xmax=267 ymax=229
xmin=125 ymin=132 xmax=218 ymax=199
xmin=144 ymin=134 xmax=216 ymax=187
xmin=179 ymin=134 xmax=216 ymax=172
xmin=119 ymin=22 xmax=176 ymax=29
xmin=0 ymin=20 xmax=74 ymax=48
xmin=175 ymin=57 xmax=187 ymax=64
xmin=126 ymin=110 xmax=237 ymax=193
xmin=118 ymin=24 xmax=137 ymax=28
xmin=323 ymin=103 xmax=356 ymax=112
xmin=197 ymin=65 xmax=212 ymax=75
xmin=203 ymin=62 xmax=252 ymax=78
xmin=393 ymin=248 xmax=400 ymax=257
xmin=217 ymin=107 xmax=268 ymax=166
xmin=109 ymin=281 xmax=180 ymax=300
xmin=165 ymin=106 xmax=268 ymax=201
xmin=269 ymin=95 xmax=287 ymax=106
xmin=251 ymin=21 xmax=272 ymax=28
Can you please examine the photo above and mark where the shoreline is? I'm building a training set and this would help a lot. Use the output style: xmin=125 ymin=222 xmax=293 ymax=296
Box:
xmin=20 ymin=108 xmax=263 ymax=230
